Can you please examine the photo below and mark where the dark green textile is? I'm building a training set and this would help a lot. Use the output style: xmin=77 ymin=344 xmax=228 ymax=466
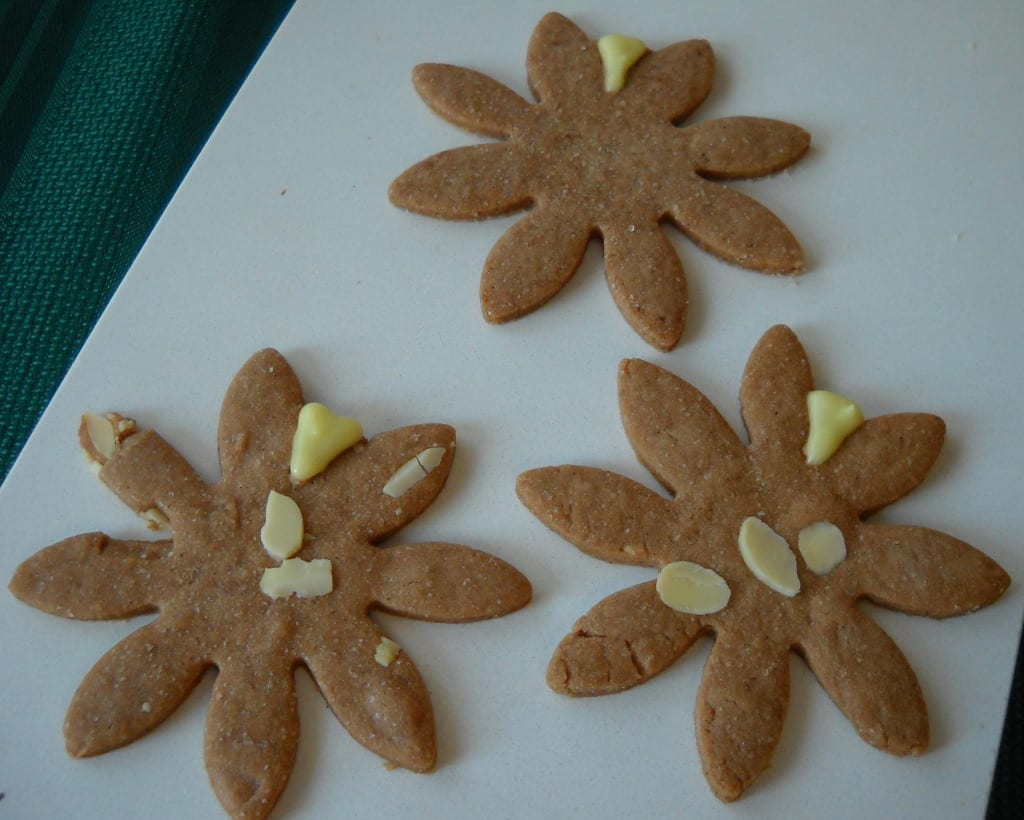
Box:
xmin=0 ymin=1 xmax=1018 ymax=814
xmin=0 ymin=0 xmax=293 ymax=482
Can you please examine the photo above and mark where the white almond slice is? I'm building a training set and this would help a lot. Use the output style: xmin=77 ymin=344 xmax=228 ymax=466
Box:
xmin=738 ymin=517 xmax=800 ymax=597
xmin=382 ymin=447 xmax=447 ymax=498
xmin=80 ymin=412 xmax=136 ymax=465
xmin=382 ymin=457 xmax=427 ymax=498
xmin=82 ymin=413 xmax=116 ymax=462
xmin=290 ymin=402 xmax=363 ymax=483
xmin=260 ymin=557 xmax=333 ymax=599
xmin=797 ymin=521 xmax=847 ymax=575
xmin=416 ymin=446 xmax=446 ymax=472
xmin=656 ymin=561 xmax=731 ymax=615
xmin=139 ymin=507 xmax=169 ymax=531
xmin=260 ymin=490 xmax=304 ymax=560
xmin=374 ymin=636 xmax=401 ymax=667
xmin=803 ymin=390 xmax=865 ymax=465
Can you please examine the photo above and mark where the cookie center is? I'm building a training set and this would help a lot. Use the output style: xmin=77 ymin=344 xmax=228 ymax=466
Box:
xmin=529 ymin=107 xmax=682 ymax=212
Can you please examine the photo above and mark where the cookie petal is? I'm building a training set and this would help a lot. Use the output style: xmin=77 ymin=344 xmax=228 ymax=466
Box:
xmin=480 ymin=208 xmax=592 ymax=323
xmin=800 ymin=601 xmax=928 ymax=755
xmin=305 ymin=620 xmax=436 ymax=772
xmin=373 ymin=542 xmax=531 ymax=621
xmin=526 ymin=13 xmax=602 ymax=107
xmin=738 ymin=324 xmax=813 ymax=456
xmin=618 ymin=358 xmax=748 ymax=495
xmin=851 ymin=524 xmax=1010 ymax=617
xmin=9 ymin=532 xmax=172 ymax=619
xmin=821 ymin=414 xmax=946 ymax=515
xmin=685 ymin=117 xmax=810 ymax=179
xmin=602 ymin=220 xmax=687 ymax=351
xmin=516 ymin=466 xmax=676 ymax=566
xmin=695 ymin=631 xmax=789 ymax=801
xmin=65 ymin=616 xmax=209 ymax=757
xmin=217 ymin=348 xmax=303 ymax=502
xmin=669 ymin=178 xmax=804 ymax=273
xmin=621 ymin=39 xmax=714 ymax=122
xmin=547 ymin=581 xmax=704 ymax=695
xmin=389 ymin=143 xmax=531 ymax=219
xmin=205 ymin=657 xmax=298 ymax=819
xmin=297 ymin=424 xmax=455 ymax=544
xmin=411 ymin=63 xmax=532 ymax=137
xmin=99 ymin=429 xmax=209 ymax=526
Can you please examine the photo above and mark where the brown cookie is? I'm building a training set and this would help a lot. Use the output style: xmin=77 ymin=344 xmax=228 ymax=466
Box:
xmin=517 ymin=325 xmax=1009 ymax=801
xmin=10 ymin=349 xmax=532 ymax=819
xmin=390 ymin=13 xmax=810 ymax=350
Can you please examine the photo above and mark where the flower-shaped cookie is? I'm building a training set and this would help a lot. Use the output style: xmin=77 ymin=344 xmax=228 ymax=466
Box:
xmin=10 ymin=349 xmax=531 ymax=819
xmin=517 ymin=326 xmax=1009 ymax=801
xmin=390 ymin=13 xmax=810 ymax=350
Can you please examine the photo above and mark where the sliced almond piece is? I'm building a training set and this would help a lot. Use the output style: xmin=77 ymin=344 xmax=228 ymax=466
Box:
xmin=260 ymin=490 xmax=304 ymax=560
xmin=738 ymin=517 xmax=800 ymax=597
xmin=80 ymin=412 xmax=137 ymax=465
xmin=374 ymin=636 xmax=401 ymax=667
xmin=260 ymin=557 xmax=333 ymax=599
xmin=656 ymin=561 xmax=731 ymax=615
xmin=797 ymin=521 xmax=847 ymax=575
xmin=382 ymin=447 xmax=447 ymax=498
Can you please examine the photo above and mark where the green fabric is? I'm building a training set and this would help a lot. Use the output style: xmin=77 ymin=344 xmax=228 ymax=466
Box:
xmin=0 ymin=0 xmax=293 ymax=481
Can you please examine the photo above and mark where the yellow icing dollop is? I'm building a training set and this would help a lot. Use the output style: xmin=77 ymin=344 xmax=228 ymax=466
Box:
xmin=803 ymin=390 xmax=865 ymax=465
xmin=290 ymin=402 xmax=363 ymax=482
xmin=597 ymin=34 xmax=647 ymax=92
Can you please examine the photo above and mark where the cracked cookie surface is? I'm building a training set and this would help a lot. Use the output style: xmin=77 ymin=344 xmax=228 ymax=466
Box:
xmin=517 ymin=325 xmax=1008 ymax=801
xmin=10 ymin=349 xmax=531 ymax=819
